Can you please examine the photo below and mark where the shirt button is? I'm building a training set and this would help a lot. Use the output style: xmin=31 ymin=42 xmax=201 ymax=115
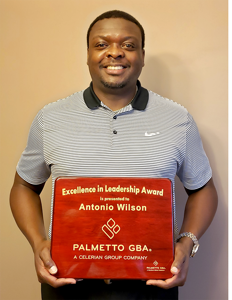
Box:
xmin=113 ymin=116 xmax=117 ymax=119
xmin=113 ymin=130 xmax=117 ymax=134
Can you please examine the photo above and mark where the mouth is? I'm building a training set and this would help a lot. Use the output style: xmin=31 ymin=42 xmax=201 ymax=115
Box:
xmin=105 ymin=65 xmax=126 ymax=70
xmin=101 ymin=63 xmax=128 ymax=69
xmin=101 ymin=64 xmax=128 ymax=75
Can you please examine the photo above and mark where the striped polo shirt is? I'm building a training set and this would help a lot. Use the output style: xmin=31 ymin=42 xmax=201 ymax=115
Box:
xmin=17 ymin=81 xmax=212 ymax=238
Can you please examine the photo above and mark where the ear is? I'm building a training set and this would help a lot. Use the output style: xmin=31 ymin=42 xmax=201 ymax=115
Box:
xmin=87 ymin=48 xmax=89 ymax=65
xmin=142 ymin=49 xmax=145 ymax=67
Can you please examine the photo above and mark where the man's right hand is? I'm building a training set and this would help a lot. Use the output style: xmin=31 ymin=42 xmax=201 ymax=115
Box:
xmin=34 ymin=239 xmax=76 ymax=288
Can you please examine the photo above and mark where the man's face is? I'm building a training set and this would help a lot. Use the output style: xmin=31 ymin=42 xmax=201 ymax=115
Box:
xmin=87 ymin=18 xmax=145 ymax=91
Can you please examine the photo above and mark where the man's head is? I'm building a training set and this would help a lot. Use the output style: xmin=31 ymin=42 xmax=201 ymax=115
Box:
xmin=87 ymin=10 xmax=145 ymax=93
xmin=87 ymin=10 xmax=145 ymax=49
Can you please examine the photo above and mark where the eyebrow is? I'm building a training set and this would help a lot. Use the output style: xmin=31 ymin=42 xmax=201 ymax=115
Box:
xmin=92 ymin=35 xmax=139 ymax=41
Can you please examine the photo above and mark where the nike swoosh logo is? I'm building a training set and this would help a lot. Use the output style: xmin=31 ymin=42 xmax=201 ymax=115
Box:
xmin=145 ymin=132 xmax=160 ymax=136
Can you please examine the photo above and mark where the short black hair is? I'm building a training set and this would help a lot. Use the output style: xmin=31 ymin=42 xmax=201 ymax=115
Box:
xmin=87 ymin=10 xmax=145 ymax=49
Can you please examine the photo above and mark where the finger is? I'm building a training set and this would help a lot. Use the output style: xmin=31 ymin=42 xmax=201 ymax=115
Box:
xmin=146 ymin=276 xmax=178 ymax=289
xmin=171 ymin=252 xmax=185 ymax=272
xmin=48 ymin=265 xmax=58 ymax=275
xmin=171 ymin=256 xmax=185 ymax=274
xmin=170 ymin=242 xmax=190 ymax=274
xmin=146 ymin=255 xmax=190 ymax=289
xmin=41 ymin=275 xmax=77 ymax=288
xmin=34 ymin=240 xmax=77 ymax=287
xmin=40 ymin=269 xmax=76 ymax=288
xmin=39 ymin=245 xmax=58 ymax=274
xmin=37 ymin=258 xmax=76 ymax=287
xmin=170 ymin=266 xmax=179 ymax=275
xmin=52 ymin=278 xmax=77 ymax=288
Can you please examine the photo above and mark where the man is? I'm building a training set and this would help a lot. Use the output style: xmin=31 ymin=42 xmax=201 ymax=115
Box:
xmin=10 ymin=10 xmax=218 ymax=300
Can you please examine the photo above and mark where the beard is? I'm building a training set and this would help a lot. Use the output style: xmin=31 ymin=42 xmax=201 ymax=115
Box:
xmin=100 ymin=78 xmax=128 ymax=89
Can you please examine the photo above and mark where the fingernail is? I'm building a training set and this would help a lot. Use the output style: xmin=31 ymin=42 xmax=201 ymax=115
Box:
xmin=49 ymin=266 xmax=58 ymax=274
xmin=171 ymin=266 xmax=178 ymax=274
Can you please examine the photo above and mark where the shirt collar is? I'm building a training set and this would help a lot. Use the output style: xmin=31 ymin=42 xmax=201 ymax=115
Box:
xmin=83 ymin=80 xmax=149 ymax=111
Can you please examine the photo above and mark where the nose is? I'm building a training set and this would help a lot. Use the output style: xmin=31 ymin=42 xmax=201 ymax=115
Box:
xmin=106 ymin=44 xmax=125 ymax=59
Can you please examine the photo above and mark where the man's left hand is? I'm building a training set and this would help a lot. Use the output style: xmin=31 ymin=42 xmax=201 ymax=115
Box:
xmin=146 ymin=239 xmax=191 ymax=289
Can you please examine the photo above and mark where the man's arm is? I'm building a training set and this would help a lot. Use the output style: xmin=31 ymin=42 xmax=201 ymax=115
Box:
xmin=10 ymin=172 xmax=76 ymax=288
xmin=146 ymin=177 xmax=218 ymax=289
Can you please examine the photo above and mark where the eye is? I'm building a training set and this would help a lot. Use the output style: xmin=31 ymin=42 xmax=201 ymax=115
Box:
xmin=122 ymin=43 xmax=135 ymax=50
xmin=95 ymin=42 xmax=107 ymax=48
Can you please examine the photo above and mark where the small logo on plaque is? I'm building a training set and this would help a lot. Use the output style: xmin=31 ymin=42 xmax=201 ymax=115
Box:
xmin=153 ymin=261 xmax=158 ymax=266
xmin=102 ymin=218 xmax=120 ymax=239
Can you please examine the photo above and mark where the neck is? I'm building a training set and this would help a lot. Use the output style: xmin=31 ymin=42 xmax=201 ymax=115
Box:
xmin=92 ymin=84 xmax=137 ymax=111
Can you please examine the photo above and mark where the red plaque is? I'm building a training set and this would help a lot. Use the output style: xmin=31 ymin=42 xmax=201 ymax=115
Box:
xmin=51 ymin=177 xmax=174 ymax=279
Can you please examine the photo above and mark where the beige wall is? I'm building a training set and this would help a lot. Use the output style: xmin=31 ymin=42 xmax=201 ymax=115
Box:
xmin=0 ymin=0 xmax=227 ymax=299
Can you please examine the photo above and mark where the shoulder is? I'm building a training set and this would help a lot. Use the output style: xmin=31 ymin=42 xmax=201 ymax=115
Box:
xmin=148 ymin=90 xmax=188 ymax=113
xmin=41 ymin=90 xmax=85 ymax=115
xmin=147 ymin=90 xmax=192 ymax=123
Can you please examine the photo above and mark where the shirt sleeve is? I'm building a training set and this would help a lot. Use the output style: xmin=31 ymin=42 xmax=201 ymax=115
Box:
xmin=177 ymin=113 xmax=212 ymax=190
xmin=16 ymin=110 xmax=51 ymax=185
